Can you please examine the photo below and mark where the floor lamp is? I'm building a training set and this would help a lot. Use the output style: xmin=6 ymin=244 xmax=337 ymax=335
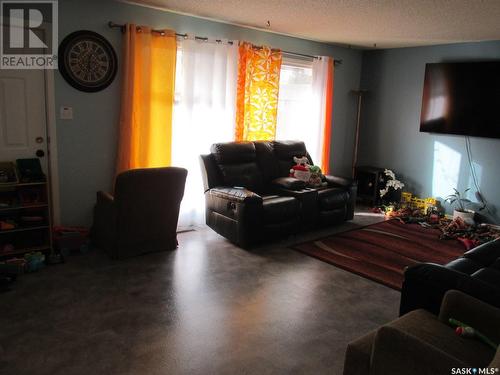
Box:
xmin=351 ymin=89 xmax=368 ymax=178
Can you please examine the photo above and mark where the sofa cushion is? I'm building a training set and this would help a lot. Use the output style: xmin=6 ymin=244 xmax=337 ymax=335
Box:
xmin=445 ymin=258 xmax=483 ymax=275
xmin=492 ymin=258 xmax=500 ymax=270
xmin=271 ymin=177 xmax=306 ymax=190
xmin=389 ymin=309 xmax=495 ymax=367
xmin=254 ymin=141 xmax=279 ymax=183
xmin=262 ymin=195 xmax=299 ymax=224
xmin=217 ymin=163 xmax=264 ymax=192
xmin=317 ymin=187 xmax=349 ymax=210
xmin=211 ymin=142 xmax=256 ymax=164
xmin=471 ymin=268 xmax=500 ymax=288
xmin=272 ymin=141 xmax=310 ymax=177
xmin=211 ymin=142 xmax=264 ymax=192
xmin=463 ymin=239 xmax=500 ymax=266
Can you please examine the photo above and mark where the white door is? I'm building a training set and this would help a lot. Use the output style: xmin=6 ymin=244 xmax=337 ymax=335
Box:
xmin=0 ymin=68 xmax=48 ymax=174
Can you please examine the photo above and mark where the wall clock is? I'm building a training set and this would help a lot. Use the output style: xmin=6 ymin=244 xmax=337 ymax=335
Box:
xmin=58 ymin=30 xmax=118 ymax=92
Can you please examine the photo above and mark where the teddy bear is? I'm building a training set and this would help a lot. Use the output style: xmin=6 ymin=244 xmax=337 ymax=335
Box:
xmin=289 ymin=156 xmax=311 ymax=183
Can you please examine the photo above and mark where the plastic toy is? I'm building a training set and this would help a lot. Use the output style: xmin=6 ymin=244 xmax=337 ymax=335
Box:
xmin=449 ymin=318 xmax=498 ymax=350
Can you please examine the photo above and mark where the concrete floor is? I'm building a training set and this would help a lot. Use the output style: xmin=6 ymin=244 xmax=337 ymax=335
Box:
xmin=0 ymin=211 xmax=399 ymax=375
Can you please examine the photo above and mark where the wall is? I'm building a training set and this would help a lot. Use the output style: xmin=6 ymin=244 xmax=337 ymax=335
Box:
xmin=359 ymin=41 xmax=500 ymax=221
xmin=56 ymin=0 xmax=363 ymax=226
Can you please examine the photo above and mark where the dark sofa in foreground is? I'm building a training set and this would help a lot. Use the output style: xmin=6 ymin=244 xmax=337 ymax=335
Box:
xmin=400 ymin=238 xmax=500 ymax=316
xmin=200 ymin=140 xmax=357 ymax=247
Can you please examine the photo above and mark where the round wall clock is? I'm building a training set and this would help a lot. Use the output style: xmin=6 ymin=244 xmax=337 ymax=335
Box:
xmin=58 ymin=30 xmax=118 ymax=92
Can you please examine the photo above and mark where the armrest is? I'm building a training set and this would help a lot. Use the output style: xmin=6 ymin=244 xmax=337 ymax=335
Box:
xmin=324 ymin=175 xmax=357 ymax=221
xmin=271 ymin=177 xmax=306 ymax=191
xmin=400 ymin=263 xmax=500 ymax=316
xmin=208 ymin=187 xmax=262 ymax=204
xmin=97 ymin=191 xmax=114 ymax=205
xmin=324 ymin=175 xmax=357 ymax=188
xmin=439 ymin=290 xmax=500 ymax=344
xmin=370 ymin=326 xmax=464 ymax=375
xmin=91 ymin=191 xmax=116 ymax=254
xmin=491 ymin=348 xmax=500 ymax=367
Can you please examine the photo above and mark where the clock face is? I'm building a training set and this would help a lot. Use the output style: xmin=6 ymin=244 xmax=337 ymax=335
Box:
xmin=59 ymin=31 xmax=117 ymax=92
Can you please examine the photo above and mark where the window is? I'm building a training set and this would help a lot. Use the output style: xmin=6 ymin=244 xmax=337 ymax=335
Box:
xmin=171 ymin=39 xmax=238 ymax=226
xmin=276 ymin=57 xmax=321 ymax=165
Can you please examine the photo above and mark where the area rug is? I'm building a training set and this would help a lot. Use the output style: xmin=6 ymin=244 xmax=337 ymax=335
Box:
xmin=292 ymin=219 xmax=465 ymax=290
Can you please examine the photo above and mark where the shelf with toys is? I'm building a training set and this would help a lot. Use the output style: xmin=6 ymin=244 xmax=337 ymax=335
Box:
xmin=0 ymin=160 xmax=52 ymax=264
xmin=1 ymin=244 xmax=51 ymax=257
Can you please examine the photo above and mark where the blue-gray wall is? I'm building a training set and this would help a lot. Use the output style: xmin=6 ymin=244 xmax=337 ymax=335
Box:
xmin=56 ymin=0 xmax=363 ymax=226
xmin=359 ymin=41 xmax=500 ymax=221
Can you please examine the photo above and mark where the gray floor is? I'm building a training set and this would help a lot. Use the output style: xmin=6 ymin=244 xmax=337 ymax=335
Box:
xmin=0 ymin=211 xmax=399 ymax=375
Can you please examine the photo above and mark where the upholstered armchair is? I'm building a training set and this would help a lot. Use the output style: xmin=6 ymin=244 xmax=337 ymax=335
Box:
xmin=91 ymin=167 xmax=187 ymax=259
xmin=344 ymin=290 xmax=500 ymax=375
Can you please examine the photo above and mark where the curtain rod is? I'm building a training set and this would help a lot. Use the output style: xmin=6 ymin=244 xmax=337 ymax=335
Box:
xmin=108 ymin=22 xmax=342 ymax=66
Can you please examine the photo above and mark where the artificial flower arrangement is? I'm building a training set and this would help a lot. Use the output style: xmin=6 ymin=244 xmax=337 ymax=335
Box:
xmin=379 ymin=169 xmax=405 ymax=199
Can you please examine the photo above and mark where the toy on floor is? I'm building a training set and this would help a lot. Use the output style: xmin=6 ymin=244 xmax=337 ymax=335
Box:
xmin=449 ymin=318 xmax=498 ymax=350
xmin=24 ymin=251 xmax=45 ymax=272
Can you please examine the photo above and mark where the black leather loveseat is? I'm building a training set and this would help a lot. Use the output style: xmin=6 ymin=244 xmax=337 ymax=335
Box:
xmin=400 ymin=238 xmax=500 ymax=316
xmin=200 ymin=140 xmax=357 ymax=247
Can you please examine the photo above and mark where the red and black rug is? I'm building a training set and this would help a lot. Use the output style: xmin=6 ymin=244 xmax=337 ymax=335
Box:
xmin=292 ymin=220 xmax=465 ymax=290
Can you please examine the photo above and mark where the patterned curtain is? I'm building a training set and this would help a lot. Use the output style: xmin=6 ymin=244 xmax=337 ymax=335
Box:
xmin=235 ymin=42 xmax=282 ymax=141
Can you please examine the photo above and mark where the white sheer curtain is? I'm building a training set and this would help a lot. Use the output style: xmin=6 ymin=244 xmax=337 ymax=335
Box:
xmin=310 ymin=56 xmax=332 ymax=167
xmin=276 ymin=58 xmax=314 ymax=156
xmin=172 ymin=38 xmax=238 ymax=227
xmin=276 ymin=56 xmax=331 ymax=166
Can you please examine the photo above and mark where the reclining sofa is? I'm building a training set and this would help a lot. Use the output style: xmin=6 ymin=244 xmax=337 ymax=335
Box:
xmin=200 ymin=140 xmax=357 ymax=247
xmin=400 ymin=238 xmax=500 ymax=316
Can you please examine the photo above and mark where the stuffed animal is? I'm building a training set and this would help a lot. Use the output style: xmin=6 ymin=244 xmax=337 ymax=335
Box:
xmin=308 ymin=165 xmax=323 ymax=187
xmin=290 ymin=156 xmax=311 ymax=183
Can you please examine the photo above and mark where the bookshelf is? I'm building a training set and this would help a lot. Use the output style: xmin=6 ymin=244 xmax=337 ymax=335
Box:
xmin=0 ymin=180 xmax=52 ymax=259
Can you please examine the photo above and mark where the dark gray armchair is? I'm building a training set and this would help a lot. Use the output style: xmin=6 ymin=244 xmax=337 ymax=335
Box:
xmin=91 ymin=167 xmax=187 ymax=259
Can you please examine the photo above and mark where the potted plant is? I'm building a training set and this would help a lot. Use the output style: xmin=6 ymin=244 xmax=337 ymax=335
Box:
xmin=445 ymin=188 xmax=475 ymax=224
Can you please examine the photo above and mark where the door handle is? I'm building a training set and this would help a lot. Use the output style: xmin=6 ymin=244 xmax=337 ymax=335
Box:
xmin=36 ymin=149 xmax=45 ymax=157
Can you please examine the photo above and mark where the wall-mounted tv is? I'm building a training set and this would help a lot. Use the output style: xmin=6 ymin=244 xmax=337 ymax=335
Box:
xmin=420 ymin=61 xmax=500 ymax=139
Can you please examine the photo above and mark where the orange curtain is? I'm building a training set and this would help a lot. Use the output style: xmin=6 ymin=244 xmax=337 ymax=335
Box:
xmin=235 ymin=42 xmax=282 ymax=141
xmin=321 ymin=59 xmax=334 ymax=174
xmin=115 ymin=24 xmax=177 ymax=176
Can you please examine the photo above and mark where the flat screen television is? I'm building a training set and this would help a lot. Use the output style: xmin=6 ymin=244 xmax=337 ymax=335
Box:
xmin=420 ymin=61 xmax=500 ymax=139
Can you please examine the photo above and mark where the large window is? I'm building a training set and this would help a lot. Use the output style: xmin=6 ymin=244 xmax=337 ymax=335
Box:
xmin=276 ymin=57 xmax=322 ymax=165
xmin=172 ymin=49 xmax=329 ymax=226
xmin=171 ymin=40 xmax=238 ymax=227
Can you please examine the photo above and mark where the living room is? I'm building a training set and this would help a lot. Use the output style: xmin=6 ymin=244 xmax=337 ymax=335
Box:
xmin=1 ymin=0 xmax=499 ymax=374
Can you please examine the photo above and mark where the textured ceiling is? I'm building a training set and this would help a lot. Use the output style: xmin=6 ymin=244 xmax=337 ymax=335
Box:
xmin=125 ymin=0 xmax=500 ymax=48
